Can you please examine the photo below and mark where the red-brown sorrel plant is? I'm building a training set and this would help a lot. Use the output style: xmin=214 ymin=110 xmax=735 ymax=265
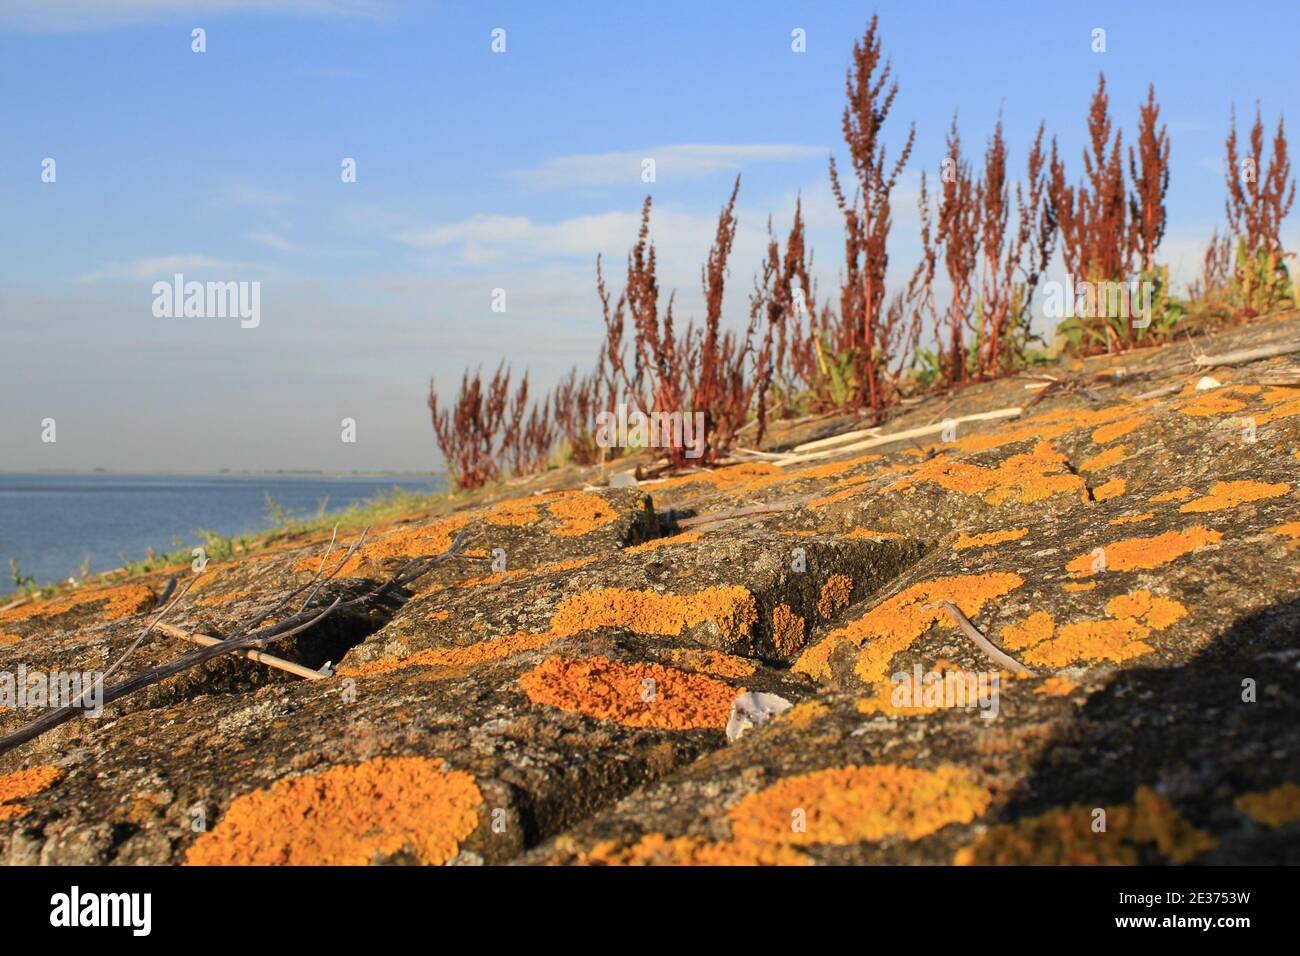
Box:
xmin=1224 ymin=103 xmax=1296 ymax=314
xmin=828 ymin=14 xmax=916 ymax=418
xmin=1128 ymin=84 xmax=1170 ymax=273
xmin=428 ymin=363 xmax=512 ymax=491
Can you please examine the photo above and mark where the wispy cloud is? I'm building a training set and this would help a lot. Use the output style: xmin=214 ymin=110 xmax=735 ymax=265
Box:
xmin=248 ymin=231 xmax=302 ymax=253
xmin=76 ymin=253 xmax=254 ymax=282
xmin=507 ymin=144 xmax=826 ymax=191
xmin=0 ymin=0 xmax=388 ymax=32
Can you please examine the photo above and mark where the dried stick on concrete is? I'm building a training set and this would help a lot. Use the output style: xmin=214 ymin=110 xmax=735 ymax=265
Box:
xmin=791 ymin=425 xmax=884 ymax=454
xmin=930 ymin=600 xmax=1033 ymax=677
xmin=0 ymin=530 xmax=470 ymax=758
xmin=1194 ymin=340 xmax=1300 ymax=369
xmin=154 ymin=622 xmax=330 ymax=680
xmin=772 ymin=407 xmax=1024 ymax=468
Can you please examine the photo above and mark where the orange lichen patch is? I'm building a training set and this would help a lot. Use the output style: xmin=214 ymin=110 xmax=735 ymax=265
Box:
xmin=953 ymin=785 xmax=1215 ymax=865
xmin=1034 ymin=676 xmax=1078 ymax=697
xmin=1177 ymin=392 xmax=1247 ymax=417
xmin=549 ymin=586 xmax=757 ymax=642
xmin=195 ymin=590 xmax=250 ymax=608
xmin=572 ymin=832 xmax=807 ymax=866
xmin=0 ymin=582 xmax=155 ymax=626
xmin=1062 ymin=582 xmax=1097 ymax=592
xmin=1092 ymin=478 xmax=1126 ymax=501
xmin=886 ymin=441 xmax=1085 ymax=506
xmin=777 ymin=529 xmax=816 ymax=537
xmin=430 ymin=610 xmax=450 ymax=620
xmin=624 ymin=531 xmax=702 ymax=554
xmin=817 ymin=574 xmax=854 ymax=620
xmin=779 ymin=700 xmax=830 ymax=728
xmin=1080 ymin=445 xmax=1129 ymax=472
xmin=1004 ymin=591 xmax=1185 ymax=668
xmin=729 ymin=765 xmax=991 ymax=844
xmin=1000 ymin=612 xmax=1057 ymax=651
xmin=338 ymin=630 xmax=559 ymax=678
xmin=1109 ymin=512 xmax=1154 ymax=526
xmin=667 ymin=647 xmax=757 ymax=680
xmin=1150 ymin=486 xmax=1194 ymax=503
xmin=1255 ymin=394 xmax=1300 ymax=424
xmin=793 ymin=572 xmax=1023 ymax=685
xmin=855 ymin=677 xmax=940 ymax=717
xmin=0 ymin=633 xmax=19 ymax=645
xmin=1091 ymin=416 xmax=1147 ymax=444
xmin=519 ymin=656 xmax=737 ymax=730
xmin=844 ymin=528 xmax=905 ymax=541
xmin=953 ymin=528 xmax=1028 ymax=551
xmin=1179 ymin=479 xmax=1290 ymax=513
xmin=1065 ymin=527 xmax=1222 ymax=577
xmin=0 ymin=765 xmax=63 ymax=822
xmin=653 ymin=462 xmax=782 ymax=492
xmin=951 ymin=421 xmax=1073 ymax=454
xmin=1234 ymin=783 xmax=1300 ymax=827
xmin=810 ymin=486 xmax=864 ymax=508
xmin=794 ymin=455 xmax=881 ymax=480
xmin=771 ymin=603 xmax=807 ymax=656
xmin=483 ymin=500 xmax=542 ymax=526
xmin=293 ymin=515 xmax=473 ymax=576
xmin=547 ymin=494 xmax=619 ymax=537
xmin=1268 ymin=521 xmax=1300 ymax=541
xmin=457 ymin=556 xmax=595 ymax=589
xmin=184 ymin=757 xmax=481 ymax=866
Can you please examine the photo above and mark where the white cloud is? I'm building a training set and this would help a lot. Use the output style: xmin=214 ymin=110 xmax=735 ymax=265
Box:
xmin=508 ymin=144 xmax=825 ymax=191
xmin=76 ymin=253 xmax=254 ymax=282
xmin=0 ymin=0 xmax=387 ymax=32
xmin=248 ymin=231 xmax=302 ymax=253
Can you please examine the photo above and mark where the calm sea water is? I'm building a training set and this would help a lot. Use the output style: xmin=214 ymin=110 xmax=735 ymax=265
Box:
xmin=0 ymin=473 xmax=446 ymax=595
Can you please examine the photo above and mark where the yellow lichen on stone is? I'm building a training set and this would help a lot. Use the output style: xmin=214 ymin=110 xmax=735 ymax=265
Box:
xmin=1093 ymin=478 xmax=1126 ymax=501
xmin=1109 ymin=512 xmax=1154 ymax=526
xmin=667 ymin=647 xmax=757 ymax=679
xmin=0 ymin=766 xmax=63 ymax=822
xmin=338 ymin=630 xmax=560 ymax=678
xmin=1234 ymin=783 xmax=1300 ymax=827
xmin=1150 ymin=486 xmax=1194 ymax=503
xmin=793 ymin=573 xmax=1023 ymax=684
xmin=729 ymin=765 xmax=992 ymax=844
xmin=184 ymin=757 xmax=481 ymax=866
xmin=484 ymin=500 xmax=542 ymax=526
xmin=1001 ymin=590 xmax=1185 ymax=668
xmin=1066 ymin=527 xmax=1221 ymax=577
xmin=771 ymin=603 xmax=807 ymax=656
xmin=953 ymin=528 xmax=1028 ymax=551
xmin=954 ymin=785 xmax=1215 ymax=865
xmin=886 ymin=441 xmax=1085 ymax=506
xmin=1179 ymin=480 xmax=1290 ymax=513
xmin=817 ymin=574 xmax=853 ymax=619
xmin=1091 ymin=416 xmax=1147 ymax=444
xmin=0 ymin=583 xmax=155 ymax=626
xmin=1034 ymin=676 xmax=1078 ymax=697
xmin=519 ymin=656 xmax=738 ymax=730
xmin=625 ymin=532 xmax=702 ymax=554
xmin=549 ymin=586 xmax=758 ymax=641
xmin=547 ymin=494 xmax=619 ymax=536
xmin=294 ymin=515 xmax=472 ymax=576
xmin=1080 ymin=445 xmax=1129 ymax=472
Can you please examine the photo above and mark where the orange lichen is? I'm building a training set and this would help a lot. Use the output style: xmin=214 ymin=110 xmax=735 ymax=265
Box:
xmin=293 ymin=515 xmax=472 ymax=576
xmin=953 ymin=528 xmax=1028 ymax=551
xmin=844 ymin=528 xmax=905 ymax=540
xmin=779 ymin=700 xmax=830 ymax=728
xmin=1234 ymin=783 xmax=1300 ymax=827
xmin=572 ymin=832 xmax=807 ymax=866
xmin=667 ymin=647 xmax=757 ymax=679
xmin=549 ymin=586 xmax=757 ymax=642
xmin=809 ymin=487 xmax=863 ymax=508
xmin=1062 ymin=582 xmax=1097 ymax=592
xmin=1080 ymin=445 xmax=1129 ymax=472
xmin=729 ymin=765 xmax=991 ymax=844
xmin=338 ymin=630 xmax=559 ymax=678
xmin=624 ymin=531 xmax=702 ymax=554
xmin=1150 ymin=486 xmax=1194 ymax=503
xmin=1269 ymin=521 xmax=1300 ymax=541
xmin=1091 ymin=416 xmax=1147 ymax=444
xmin=855 ymin=678 xmax=940 ymax=717
xmin=484 ymin=500 xmax=542 ymax=526
xmin=0 ymin=765 xmax=63 ymax=822
xmin=771 ymin=603 xmax=807 ymax=656
xmin=1177 ymin=392 xmax=1247 ymax=416
xmin=184 ymin=757 xmax=481 ymax=866
xmin=547 ymin=494 xmax=619 ymax=536
xmin=1109 ymin=512 xmax=1154 ymax=526
xmin=886 ymin=441 xmax=1084 ymax=506
xmin=0 ymin=633 xmax=19 ymax=645
xmin=653 ymin=462 xmax=782 ymax=492
xmin=0 ymin=583 xmax=154 ymax=626
xmin=1179 ymin=480 xmax=1290 ymax=513
xmin=817 ymin=574 xmax=853 ymax=619
xmin=1001 ymin=591 xmax=1185 ymax=668
xmin=519 ymin=656 xmax=738 ymax=730
xmin=795 ymin=455 xmax=881 ymax=480
xmin=793 ymin=572 xmax=1023 ymax=684
xmin=1065 ymin=527 xmax=1222 ymax=577
xmin=195 ymin=590 xmax=250 ymax=608
xmin=1092 ymin=478 xmax=1126 ymax=501
xmin=954 ymin=785 xmax=1216 ymax=865
xmin=1034 ymin=676 xmax=1078 ymax=697
xmin=457 ymin=556 xmax=595 ymax=589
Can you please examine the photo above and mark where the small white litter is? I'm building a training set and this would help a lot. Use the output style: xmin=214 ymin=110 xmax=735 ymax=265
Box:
xmin=1195 ymin=376 xmax=1222 ymax=390
xmin=726 ymin=691 xmax=793 ymax=742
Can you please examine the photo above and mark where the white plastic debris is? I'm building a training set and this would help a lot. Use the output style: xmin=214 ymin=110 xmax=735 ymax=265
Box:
xmin=1195 ymin=376 xmax=1222 ymax=390
xmin=608 ymin=472 xmax=639 ymax=489
xmin=726 ymin=691 xmax=793 ymax=742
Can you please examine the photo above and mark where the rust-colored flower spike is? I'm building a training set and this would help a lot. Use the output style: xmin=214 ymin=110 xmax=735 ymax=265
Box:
xmin=1223 ymin=101 xmax=1295 ymax=310
xmin=1128 ymin=84 xmax=1170 ymax=273
xmin=829 ymin=13 xmax=917 ymax=420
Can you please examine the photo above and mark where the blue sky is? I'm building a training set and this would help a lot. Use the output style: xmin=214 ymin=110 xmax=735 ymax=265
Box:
xmin=1 ymin=0 xmax=1296 ymax=473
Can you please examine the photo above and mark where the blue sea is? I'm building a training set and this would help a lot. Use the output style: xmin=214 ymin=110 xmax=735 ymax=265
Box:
xmin=0 ymin=473 xmax=446 ymax=595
